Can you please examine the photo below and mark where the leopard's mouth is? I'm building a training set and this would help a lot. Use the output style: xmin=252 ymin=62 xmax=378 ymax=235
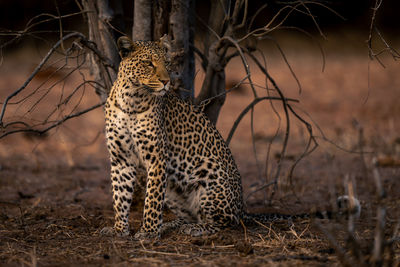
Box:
xmin=155 ymin=81 xmax=170 ymax=96
xmin=162 ymin=81 xmax=170 ymax=91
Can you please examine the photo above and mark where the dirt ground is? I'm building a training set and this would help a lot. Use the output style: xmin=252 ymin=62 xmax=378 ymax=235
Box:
xmin=1 ymin=33 xmax=400 ymax=266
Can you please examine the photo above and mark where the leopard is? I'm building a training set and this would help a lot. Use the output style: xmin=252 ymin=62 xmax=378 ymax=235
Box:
xmin=101 ymin=35 xmax=361 ymax=240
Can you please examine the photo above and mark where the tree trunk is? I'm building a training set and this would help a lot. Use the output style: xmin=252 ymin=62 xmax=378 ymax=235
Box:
xmin=169 ymin=0 xmax=195 ymax=99
xmin=195 ymin=46 xmax=226 ymax=124
xmin=85 ymin=0 xmax=195 ymax=111
xmin=195 ymin=0 xmax=229 ymax=124
xmin=133 ymin=0 xmax=152 ymax=41
xmin=82 ymin=0 xmax=120 ymax=100
xmin=152 ymin=0 xmax=170 ymax=40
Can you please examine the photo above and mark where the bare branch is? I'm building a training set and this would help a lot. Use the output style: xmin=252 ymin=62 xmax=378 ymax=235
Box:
xmin=285 ymin=104 xmax=318 ymax=182
xmin=367 ymin=0 xmax=400 ymax=65
xmin=226 ymin=96 xmax=299 ymax=146
xmin=0 ymin=32 xmax=85 ymax=127
xmin=0 ymin=101 xmax=104 ymax=139
xmin=219 ymin=36 xmax=258 ymax=98
xmin=244 ymin=51 xmax=291 ymax=195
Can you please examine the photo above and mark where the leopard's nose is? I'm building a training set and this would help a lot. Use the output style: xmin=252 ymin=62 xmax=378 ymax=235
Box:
xmin=161 ymin=79 xmax=170 ymax=86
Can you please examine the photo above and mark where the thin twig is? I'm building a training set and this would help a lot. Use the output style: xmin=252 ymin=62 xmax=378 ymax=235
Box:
xmin=0 ymin=102 xmax=104 ymax=139
xmin=244 ymin=51 xmax=291 ymax=199
xmin=0 ymin=32 xmax=85 ymax=126
xmin=285 ymin=104 xmax=318 ymax=183
xmin=226 ymin=96 xmax=298 ymax=145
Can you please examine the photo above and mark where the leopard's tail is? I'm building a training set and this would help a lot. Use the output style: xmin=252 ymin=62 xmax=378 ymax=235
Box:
xmin=242 ymin=195 xmax=361 ymax=225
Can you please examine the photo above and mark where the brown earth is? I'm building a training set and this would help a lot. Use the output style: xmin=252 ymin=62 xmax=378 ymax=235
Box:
xmin=0 ymin=33 xmax=399 ymax=266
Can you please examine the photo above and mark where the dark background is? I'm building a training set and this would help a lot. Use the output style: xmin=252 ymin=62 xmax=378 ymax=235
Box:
xmin=0 ymin=0 xmax=398 ymax=44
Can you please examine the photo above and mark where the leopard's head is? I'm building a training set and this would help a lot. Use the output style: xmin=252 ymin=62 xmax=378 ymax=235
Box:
xmin=117 ymin=35 xmax=171 ymax=94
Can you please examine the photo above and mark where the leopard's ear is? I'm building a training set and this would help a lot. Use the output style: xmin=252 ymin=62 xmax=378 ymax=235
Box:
xmin=117 ymin=36 xmax=135 ymax=58
xmin=158 ymin=34 xmax=171 ymax=51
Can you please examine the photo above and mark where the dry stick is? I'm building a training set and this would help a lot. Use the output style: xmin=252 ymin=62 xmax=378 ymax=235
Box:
xmin=367 ymin=0 xmax=400 ymax=66
xmin=0 ymin=32 xmax=115 ymax=138
xmin=353 ymin=119 xmax=368 ymax=179
xmin=255 ymin=48 xmax=282 ymax=201
xmin=286 ymin=104 xmax=318 ymax=183
xmin=259 ymin=35 xmax=302 ymax=94
xmin=25 ymin=59 xmax=86 ymax=116
xmin=241 ymin=4 xmax=303 ymax=41
xmin=138 ymin=249 xmax=190 ymax=258
xmin=372 ymin=158 xmax=385 ymax=199
xmin=373 ymin=208 xmax=386 ymax=266
xmin=297 ymin=1 xmax=326 ymax=39
xmin=242 ymin=0 xmax=344 ymax=43
xmin=234 ymin=7 xmax=296 ymax=57
xmin=0 ymin=101 xmax=104 ymax=139
xmin=374 ymin=27 xmax=400 ymax=59
xmin=253 ymin=49 xmax=281 ymax=199
xmin=79 ymin=38 xmax=117 ymax=71
xmin=42 ymin=80 xmax=105 ymax=124
xmin=226 ymin=96 xmax=298 ymax=146
xmin=246 ymin=1 xmax=332 ymax=41
xmin=245 ymin=52 xmax=291 ymax=200
xmin=293 ymin=104 xmax=372 ymax=154
xmin=196 ymin=65 xmax=246 ymax=107
xmin=54 ymin=1 xmax=65 ymax=52
xmin=3 ymin=32 xmax=103 ymax=117
xmin=239 ymin=219 xmax=248 ymax=242
xmin=367 ymin=0 xmax=382 ymax=61
xmin=278 ymin=1 xmax=345 ymax=20
xmin=0 ymin=32 xmax=85 ymax=126
xmin=3 ymin=60 xmax=68 ymax=107
xmin=277 ymin=26 xmax=326 ymax=72
xmin=235 ymin=0 xmax=248 ymax=30
xmin=371 ymin=158 xmax=386 ymax=266
xmin=218 ymin=36 xmax=258 ymax=98
xmin=282 ymin=104 xmax=317 ymax=202
xmin=248 ymin=3 xmax=268 ymax=32
xmin=250 ymin=106 xmax=263 ymax=182
xmin=0 ymin=11 xmax=89 ymax=42
xmin=65 ymin=80 xmax=89 ymax=119
xmin=344 ymin=176 xmax=365 ymax=264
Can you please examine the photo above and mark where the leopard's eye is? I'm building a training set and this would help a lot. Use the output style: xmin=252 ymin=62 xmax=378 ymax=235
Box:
xmin=143 ymin=60 xmax=154 ymax=67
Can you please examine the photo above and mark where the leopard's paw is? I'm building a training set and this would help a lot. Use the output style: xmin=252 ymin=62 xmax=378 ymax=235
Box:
xmin=133 ymin=229 xmax=159 ymax=240
xmin=100 ymin=226 xmax=130 ymax=237
xmin=180 ymin=223 xmax=216 ymax=237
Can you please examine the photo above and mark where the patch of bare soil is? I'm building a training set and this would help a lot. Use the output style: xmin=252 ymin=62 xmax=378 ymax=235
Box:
xmin=1 ymin=36 xmax=400 ymax=266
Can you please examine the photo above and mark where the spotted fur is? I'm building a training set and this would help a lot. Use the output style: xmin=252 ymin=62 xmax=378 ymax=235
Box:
xmin=102 ymin=36 xmax=360 ymax=239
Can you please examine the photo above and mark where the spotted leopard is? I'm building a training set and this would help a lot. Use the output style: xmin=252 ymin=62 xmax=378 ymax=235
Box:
xmin=101 ymin=35 xmax=360 ymax=239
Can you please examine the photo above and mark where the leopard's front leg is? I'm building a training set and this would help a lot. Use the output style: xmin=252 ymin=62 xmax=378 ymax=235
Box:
xmin=109 ymin=162 xmax=137 ymax=236
xmin=102 ymin=114 xmax=139 ymax=237
xmin=134 ymin=136 xmax=167 ymax=240
xmin=100 ymin=155 xmax=138 ymax=237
